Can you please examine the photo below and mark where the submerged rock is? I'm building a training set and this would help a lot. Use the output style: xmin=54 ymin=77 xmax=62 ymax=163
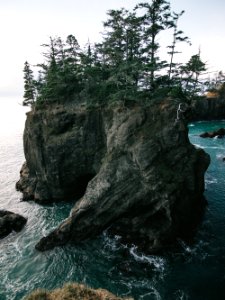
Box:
xmin=0 ymin=210 xmax=27 ymax=238
xmin=17 ymin=100 xmax=210 ymax=252
xmin=200 ymin=128 xmax=225 ymax=138
xmin=24 ymin=282 xmax=132 ymax=300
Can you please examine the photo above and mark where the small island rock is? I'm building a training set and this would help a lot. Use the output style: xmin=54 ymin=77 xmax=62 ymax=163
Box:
xmin=200 ymin=128 xmax=225 ymax=138
xmin=17 ymin=101 xmax=210 ymax=253
xmin=0 ymin=210 xmax=27 ymax=239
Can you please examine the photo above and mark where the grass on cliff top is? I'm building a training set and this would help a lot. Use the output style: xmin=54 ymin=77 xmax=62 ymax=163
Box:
xmin=24 ymin=283 xmax=133 ymax=300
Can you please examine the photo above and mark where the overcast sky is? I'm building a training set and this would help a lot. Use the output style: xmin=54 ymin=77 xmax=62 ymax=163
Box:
xmin=0 ymin=0 xmax=225 ymax=99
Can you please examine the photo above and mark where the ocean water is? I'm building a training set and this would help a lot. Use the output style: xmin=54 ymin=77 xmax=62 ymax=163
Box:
xmin=0 ymin=98 xmax=225 ymax=300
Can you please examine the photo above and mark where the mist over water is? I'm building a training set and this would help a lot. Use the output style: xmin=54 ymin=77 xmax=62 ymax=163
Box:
xmin=0 ymin=99 xmax=224 ymax=300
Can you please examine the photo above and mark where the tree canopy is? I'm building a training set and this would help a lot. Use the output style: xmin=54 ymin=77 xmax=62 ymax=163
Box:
xmin=23 ymin=0 xmax=209 ymax=108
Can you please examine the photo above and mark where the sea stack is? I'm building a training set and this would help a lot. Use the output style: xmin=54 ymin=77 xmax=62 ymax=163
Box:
xmin=16 ymin=99 xmax=210 ymax=252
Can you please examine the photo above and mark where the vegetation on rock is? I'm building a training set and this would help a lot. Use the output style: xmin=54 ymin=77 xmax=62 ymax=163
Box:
xmin=23 ymin=0 xmax=208 ymax=108
xmin=24 ymin=283 xmax=132 ymax=300
xmin=18 ymin=0 xmax=212 ymax=254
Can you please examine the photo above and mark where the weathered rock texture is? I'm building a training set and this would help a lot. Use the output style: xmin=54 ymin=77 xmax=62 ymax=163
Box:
xmin=192 ymin=97 xmax=225 ymax=121
xmin=0 ymin=210 xmax=27 ymax=238
xmin=16 ymin=100 xmax=210 ymax=252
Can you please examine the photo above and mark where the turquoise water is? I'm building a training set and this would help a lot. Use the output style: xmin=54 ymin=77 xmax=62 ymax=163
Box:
xmin=0 ymin=99 xmax=225 ymax=300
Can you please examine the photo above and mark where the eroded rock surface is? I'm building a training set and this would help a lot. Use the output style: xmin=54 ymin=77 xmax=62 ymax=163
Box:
xmin=191 ymin=97 xmax=225 ymax=121
xmin=0 ymin=210 xmax=27 ymax=238
xmin=16 ymin=100 xmax=210 ymax=252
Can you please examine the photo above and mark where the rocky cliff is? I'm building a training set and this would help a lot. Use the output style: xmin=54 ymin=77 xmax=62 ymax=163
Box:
xmin=16 ymin=99 xmax=210 ymax=252
xmin=192 ymin=97 xmax=225 ymax=120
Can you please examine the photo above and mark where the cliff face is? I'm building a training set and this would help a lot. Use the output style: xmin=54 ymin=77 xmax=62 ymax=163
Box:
xmin=16 ymin=100 xmax=210 ymax=252
xmin=192 ymin=97 xmax=225 ymax=121
xmin=16 ymin=106 xmax=106 ymax=201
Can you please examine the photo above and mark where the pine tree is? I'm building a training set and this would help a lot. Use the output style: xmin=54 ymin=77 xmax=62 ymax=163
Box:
xmin=167 ymin=10 xmax=191 ymax=81
xmin=123 ymin=11 xmax=143 ymax=94
xmin=135 ymin=0 xmax=173 ymax=91
xmin=27 ymin=1 xmax=208 ymax=107
xmin=23 ymin=61 xmax=35 ymax=106
xmin=181 ymin=51 xmax=206 ymax=94
xmin=98 ymin=8 xmax=144 ymax=101
xmin=37 ymin=37 xmax=60 ymax=102
xmin=65 ymin=34 xmax=80 ymax=65
xmin=35 ymin=35 xmax=84 ymax=103
xmin=63 ymin=34 xmax=83 ymax=96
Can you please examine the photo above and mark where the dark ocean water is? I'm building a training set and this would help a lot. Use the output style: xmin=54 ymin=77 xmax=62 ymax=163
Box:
xmin=0 ymin=99 xmax=224 ymax=300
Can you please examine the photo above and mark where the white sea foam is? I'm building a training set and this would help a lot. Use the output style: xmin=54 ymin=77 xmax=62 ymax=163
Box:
xmin=129 ymin=246 xmax=166 ymax=273
xmin=102 ymin=231 xmax=122 ymax=251
xmin=10 ymin=239 xmax=23 ymax=258
xmin=207 ymin=146 xmax=225 ymax=150
xmin=205 ymin=177 xmax=218 ymax=185
xmin=139 ymin=289 xmax=162 ymax=300
xmin=177 ymin=239 xmax=209 ymax=264
xmin=194 ymin=145 xmax=225 ymax=150
xmin=178 ymin=240 xmax=194 ymax=255
xmin=193 ymin=143 xmax=205 ymax=149
xmin=216 ymin=153 xmax=225 ymax=159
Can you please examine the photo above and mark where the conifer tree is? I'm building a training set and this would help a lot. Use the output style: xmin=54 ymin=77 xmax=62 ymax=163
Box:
xmin=99 ymin=8 xmax=143 ymax=100
xmin=64 ymin=34 xmax=82 ymax=95
xmin=23 ymin=61 xmax=35 ymax=106
xmin=181 ymin=51 xmax=206 ymax=94
xmin=37 ymin=37 xmax=60 ymax=102
xmin=135 ymin=0 xmax=173 ymax=91
xmin=167 ymin=10 xmax=191 ymax=81
xmin=27 ymin=1 xmax=209 ymax=107
xmin=65 ymin=34 xmax=80 ymax=65
xmin=123 ymin=11 xmax=143 ymax=93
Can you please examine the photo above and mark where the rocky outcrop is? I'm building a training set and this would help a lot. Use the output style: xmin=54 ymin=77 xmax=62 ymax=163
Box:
xmin=191 ymin=97 xmax=225 ymax=121
xmin=24 ymin=283 xmax=132 ymax=300
xmin=0 ymin=210 xmax=27 ymax=238
xmin=200 ymin=128 xmax=225 ymax=138
xmin=16 ymin=105 xmax=105 ymax=202
xmin=17 ymin=100 xmax=210 ymax=252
